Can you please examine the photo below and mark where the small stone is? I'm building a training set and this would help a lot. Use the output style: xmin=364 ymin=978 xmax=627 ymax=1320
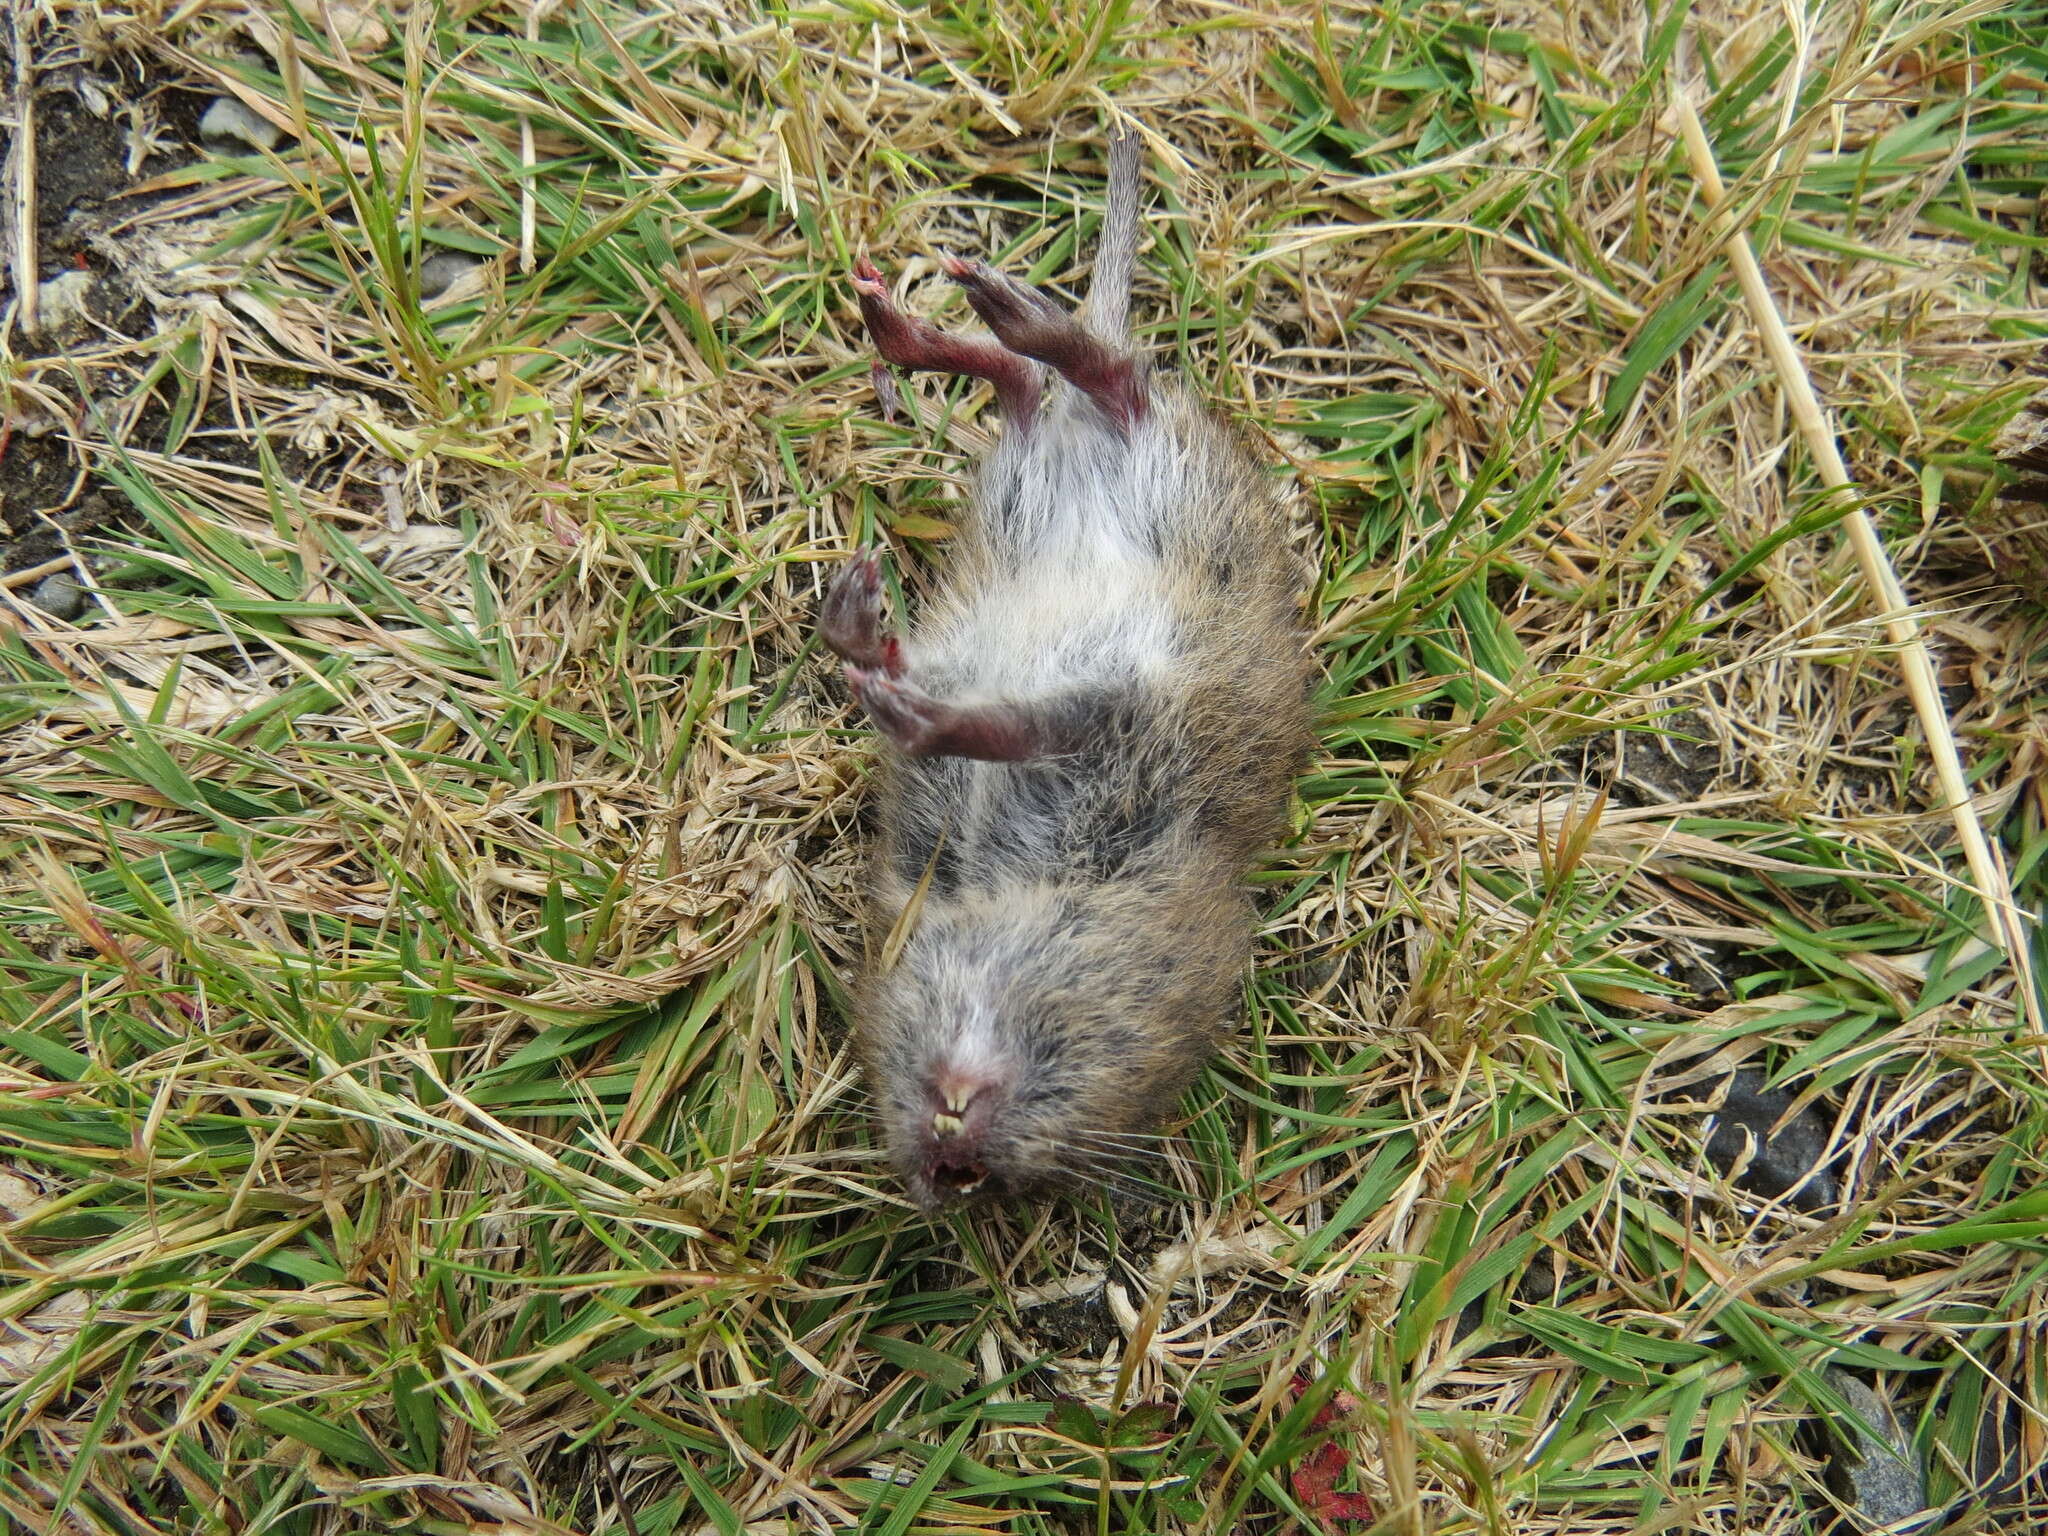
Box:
xmin=1702 ymin=1067 xmax=1839 ymax=1212
xmin=200 ymin=96 xmax=284 ymax=153
xmin=29 ymin=573 xmax=87 ymax=621
xmin=32 ymin=271 xmax=97 ymax=341
xmin=321 ymin=0 xmax=390 ymax=52
xmin=0 ymin=1165 xmax=46 ymax=1223
xmin=1993 ymin=389 xmax=2048 ymax=484
xmin=1820 ymin=1370 xmax=1927 ymax=1528
xmin=418 ymin=251 xmax=483 ymax=301
xmin=1960 ymin=1395 xmax=2046 ymax=1527
xmin=0 ymin=1291 xmax=89 ymax=1384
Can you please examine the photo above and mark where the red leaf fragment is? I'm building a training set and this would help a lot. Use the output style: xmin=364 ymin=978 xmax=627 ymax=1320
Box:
xmin=1288 ymin=1373 xmax=1375 ymax=1527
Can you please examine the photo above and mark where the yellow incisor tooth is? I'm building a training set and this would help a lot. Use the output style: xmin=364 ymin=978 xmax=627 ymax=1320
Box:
xmin=931 ymin=1112 xmax=965 ymax=1138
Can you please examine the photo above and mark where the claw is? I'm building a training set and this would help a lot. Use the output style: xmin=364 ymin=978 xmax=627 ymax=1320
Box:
xmin=845 ymin=665 xmax=936 ymax=750
xmin=868 ymin=361 xmax=900 ymax=421
xmin=942 ymin=256 xmax=1068 ymax=339
xmin=850 ymin=259 xmax=1040 ymax=425
xmin=820 ymin=549 xmax=903 ymax=675
xmin=946 ymin=257 xmax=1145 ymax=429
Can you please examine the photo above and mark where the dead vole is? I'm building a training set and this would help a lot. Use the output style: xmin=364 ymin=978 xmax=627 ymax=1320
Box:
xmin=823 ymin=129 xmax=1311 ymax=1212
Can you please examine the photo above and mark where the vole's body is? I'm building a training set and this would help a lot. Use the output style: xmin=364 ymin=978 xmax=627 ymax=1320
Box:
xmin=827 ymin=132 xmax=1309 ymax=1211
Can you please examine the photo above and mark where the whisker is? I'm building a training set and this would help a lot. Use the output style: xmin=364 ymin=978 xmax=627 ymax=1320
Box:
xmin=1064 ymin=1127 xmax=1183 ymax=1144
xmin=1062 ymin=1121 xmax=1181 ymax=1142
xmin=1063 ymin=1132 xmax=1183 ymax=1157
xmin=1065 ymin=1150 xmax=1181 ymax=1204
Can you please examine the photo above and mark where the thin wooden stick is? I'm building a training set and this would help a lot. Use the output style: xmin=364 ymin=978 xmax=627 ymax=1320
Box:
xmin=0 ymin=555 xmax=78 ymax=591
xmin=1672 ymin=87 xmax=2044 ymax=1040
xmin=3 ymin=0 xmax=37 ymax=337
xmin=519 ymin=3 xmax=540 ymax=273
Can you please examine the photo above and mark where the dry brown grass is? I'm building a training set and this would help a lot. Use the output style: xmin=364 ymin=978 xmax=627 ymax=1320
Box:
xmin=0 ymin=1 xmax=2042 ymax=1532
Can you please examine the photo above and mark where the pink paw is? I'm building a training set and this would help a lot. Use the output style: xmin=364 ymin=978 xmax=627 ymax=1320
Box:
xmin=845 ymin=665 xmax=938 ymax=750
xmin=820 ymin=550 xmax=903 ymax=675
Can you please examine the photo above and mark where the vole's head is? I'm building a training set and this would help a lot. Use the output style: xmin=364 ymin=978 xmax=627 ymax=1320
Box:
xmin=858 ymin=889 xmax=1210 ymax=1213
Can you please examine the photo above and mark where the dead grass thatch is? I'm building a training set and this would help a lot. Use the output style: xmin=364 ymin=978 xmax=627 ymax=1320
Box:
xmin=0 ymin=1 xmax=2044 ymax=1532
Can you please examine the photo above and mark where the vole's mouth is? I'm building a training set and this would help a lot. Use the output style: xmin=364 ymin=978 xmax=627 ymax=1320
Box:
xmin=914 ymin=1066 xmax=1003 ymax=1199
xmin=931 ymin=1154 xmax=989 ymax=1197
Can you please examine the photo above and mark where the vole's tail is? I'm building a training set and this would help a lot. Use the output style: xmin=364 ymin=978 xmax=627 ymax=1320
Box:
xmin=1088 ymin=127 xmax=1142 ymax=346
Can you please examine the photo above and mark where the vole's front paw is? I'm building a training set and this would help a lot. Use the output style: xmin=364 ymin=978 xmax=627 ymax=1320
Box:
xmin=820 ymin=549 xmax=903 ymax=675
xmin=845 ymin=669 xmax=1052 ymax=764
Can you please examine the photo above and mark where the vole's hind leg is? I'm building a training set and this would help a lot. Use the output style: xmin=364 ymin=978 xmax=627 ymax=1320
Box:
xmin=846 ymin=667 xmax=1068 ymax=763
xmin=944 ymin=257 xmax=1145 ymax=429
xmin=820 ymin=549 xmax=904 ymax=676
xmin=852 ymin=260 xmax=1042 ymax=425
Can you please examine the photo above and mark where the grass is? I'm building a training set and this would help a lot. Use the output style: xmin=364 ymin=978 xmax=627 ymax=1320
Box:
xmin=0 ymin=0 xmax=2045 ymax=1532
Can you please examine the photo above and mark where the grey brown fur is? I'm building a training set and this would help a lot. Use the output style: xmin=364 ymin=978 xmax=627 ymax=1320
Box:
xmin=827 ymin=130 xmax=1311 ymax=1212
